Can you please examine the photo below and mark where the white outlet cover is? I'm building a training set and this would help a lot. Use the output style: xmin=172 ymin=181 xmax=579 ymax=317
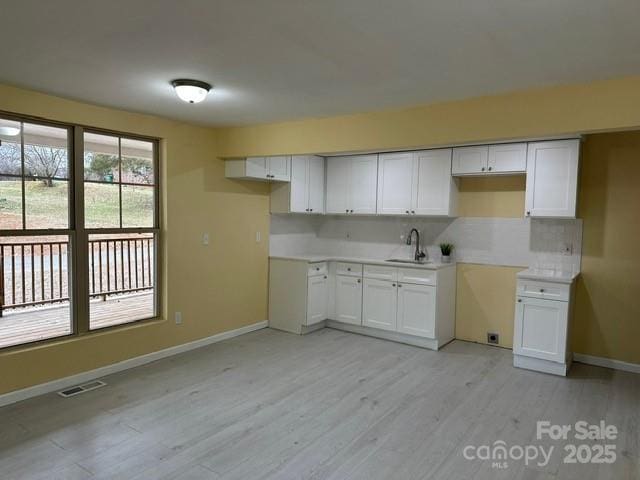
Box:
xmin=256 ymin=231 xmax=261 ymax=242
xmin=175 ymin=312 xmax=182 ymax=324
xmin=202 ymin=233 xmax=210 ymax=245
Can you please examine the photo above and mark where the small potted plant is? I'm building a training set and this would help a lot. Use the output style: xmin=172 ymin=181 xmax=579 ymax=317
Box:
xmin=439 ymin=243 xmax=454 ymax=263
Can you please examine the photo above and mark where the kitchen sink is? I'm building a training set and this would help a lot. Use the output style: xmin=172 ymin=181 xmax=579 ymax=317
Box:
xmin=385 ymin=258 xmax=431 ymax=265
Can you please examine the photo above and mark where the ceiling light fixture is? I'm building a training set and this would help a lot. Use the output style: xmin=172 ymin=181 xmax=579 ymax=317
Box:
xmin=171 ymin=79 xmax=212 ymax=104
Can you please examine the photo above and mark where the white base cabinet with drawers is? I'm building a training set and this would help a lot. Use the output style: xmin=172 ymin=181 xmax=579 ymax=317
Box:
xmin=269 ymin=257 xmax=456 ymax=350
xmin=513 ymin=276 xmax=576 ymax=376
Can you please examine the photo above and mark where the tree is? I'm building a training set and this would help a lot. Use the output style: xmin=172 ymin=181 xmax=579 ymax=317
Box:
xmin=0 ymin=140 xmax=22 ymax=175
xmin=87 ymin=153 xmax=118 ymax=182
xmin=24 ymin=144 xmax=68 ymax=186
xmin=122 ymin=156 xmax=153 ymax=184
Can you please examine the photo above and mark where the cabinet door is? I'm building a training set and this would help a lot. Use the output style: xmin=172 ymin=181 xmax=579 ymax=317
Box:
xmin=413 ymin=149 xmax=454 ymax=216
xmin=513 ymin=297 xmax=568 ymax=363
xmin=307 ymin=156 xmax=325 ymax=214
xmin=377 ymin=152 xmax=414 ymax=215
xmin=289 ymin=156 xmax=309 ymax=213
xmin=397 ymin=283 xmax=436 ymax=338
xmin=335 ymin=275 xmax=362 ymax=325
xmin=451 ymin=146 xmax=488 ymax=175
xmin=268 ymin=156 xmax=291 ymax=181
xmin=362 ymin=278 xmax=397 ymax=331
xmin=326 ymin=156 xmax=351 ymax=214
xmin=245 ymin=157 xmax=268 ymax=179
xmin=525 ymin=140 xmax=579 ymax=218
xmin=487 ymin=143 xmax=527 ymax=173
xmin=350 ymin=155 xmax=378 ymax=214
xmin=306 ymin=275 xmax=328 ymax=326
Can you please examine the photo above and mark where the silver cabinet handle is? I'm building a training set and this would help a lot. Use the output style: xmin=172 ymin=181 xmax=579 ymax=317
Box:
xmin=345 ymin=209 xmax=349 ymax=213
xmin=350 ymin=209 xmax=354 ymax=213
xmin=392 ymin=283 xmax=396 ymax=287
xmin=316 ymin=267 xmax=320 ymax=271
xmin=518 ymin=298 xmax=522 ymax=303
xmin=347 ymin=268 xmax=351 ymax=271
xmin=540 ymin=288 xmax=545 ymax=293
xmin=405 ymin=210 xmax=410 ymax=214
xmin=526 ymin=211 xmax=531 ymax=216
xmin=324 ymin=275 xmax=327 ymax=279
xmin=309 ymin=208 xmax=313 ymax=212
xmin=398 ymin=284 xmax=402 ymax=288
xmin=357 ymin=279 xmax=361 ymax=283
xmin=481 ymin=167 xmax=486 ymax=171
xmin=488 ymin=166 xmax=492 ymax=171
xmin=411 ymin=210 xmax=415 ymax=214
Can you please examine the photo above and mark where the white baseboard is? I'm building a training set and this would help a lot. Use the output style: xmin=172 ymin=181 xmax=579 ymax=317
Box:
xmin=573 ymin=353 xmax=640 ymax=374
xmin=513 ymin=354 xmax=568 ymax=376
xmin=0 ymin=321 xmax=268 ymax=408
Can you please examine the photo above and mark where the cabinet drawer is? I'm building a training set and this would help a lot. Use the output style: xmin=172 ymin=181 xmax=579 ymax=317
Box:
xmin=517 ymin=279 xmax=570 ymax=302
xmin=397 ymin=268 xmax=437 ymax=286
xmin=363 ymin=264 xmax=398 ymax=281
xmin=308 ymin=262 xmax=328 ymax=277
xmin=336 ymin=262 xmax=363 ymax=277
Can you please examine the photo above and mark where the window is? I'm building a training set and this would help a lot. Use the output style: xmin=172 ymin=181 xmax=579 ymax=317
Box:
xmin=0 ymin=113 xmax=159 ymax=349
xmin=83 ymin=132 xmax=158 ymax=329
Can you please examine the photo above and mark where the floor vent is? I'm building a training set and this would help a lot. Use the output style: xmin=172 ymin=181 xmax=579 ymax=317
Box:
xmin=58 ymin=380 xmax=107 ymax=398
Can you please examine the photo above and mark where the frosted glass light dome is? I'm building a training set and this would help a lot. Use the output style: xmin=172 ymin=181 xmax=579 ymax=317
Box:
xmin=171 ymin=79 xmax=212 ymax=104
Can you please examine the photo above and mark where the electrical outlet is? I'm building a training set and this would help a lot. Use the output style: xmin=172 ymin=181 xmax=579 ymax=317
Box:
xmin=256 ymin=231 xmax=261 ymax=243
xmin=175 ymin=311 xmax=182 ymax=325
xmin=202 ymin=233 xmax=209 ymax=246
xmin=487 ymin=332 xmax=499 ymax=345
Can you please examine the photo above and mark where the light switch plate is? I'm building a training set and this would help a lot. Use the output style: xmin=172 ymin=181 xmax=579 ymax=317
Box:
xmin=202 ymin=233 xmax=210 ymax=246
xmin=256 ymin=231 xmax=261 ymax=243
xmin=175 ymin=312 xmax=182 ymax=325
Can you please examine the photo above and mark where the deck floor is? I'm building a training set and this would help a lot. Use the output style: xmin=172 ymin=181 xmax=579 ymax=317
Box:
xmin=0 ymin=292 xmax=154 ymax=349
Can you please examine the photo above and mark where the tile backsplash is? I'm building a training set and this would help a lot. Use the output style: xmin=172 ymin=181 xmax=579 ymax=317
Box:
xmin=270 ymin=214 xmax=582 ymax=272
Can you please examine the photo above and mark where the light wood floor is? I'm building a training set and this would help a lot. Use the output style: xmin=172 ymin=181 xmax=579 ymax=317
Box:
xmin=0 ymin=292 xmax=154 ymax=349
xmin=0 ymin=328 xmax=638 ymax=479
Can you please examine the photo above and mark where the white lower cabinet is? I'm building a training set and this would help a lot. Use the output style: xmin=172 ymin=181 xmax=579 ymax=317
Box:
xmin=306 ymin=274 xmax=328 ymax=326
xmin=397 ymin=283 xmax=436 ymax=338
xmin=269 ymin=258 xmax=456 ymax=350
xmin=335 ymin=275 xmax=362 ymax=325
xmin=362 ymin=278 xmax=397 ymax=331
xmin=513 ymin=297 xmax=567 ymax=363
xmin=513 ymin=277 xmax=575 ymax=376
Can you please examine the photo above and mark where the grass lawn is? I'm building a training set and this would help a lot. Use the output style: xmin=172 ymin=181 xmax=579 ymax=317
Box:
xmin=0 ymin=180 xmax=153 ymax=230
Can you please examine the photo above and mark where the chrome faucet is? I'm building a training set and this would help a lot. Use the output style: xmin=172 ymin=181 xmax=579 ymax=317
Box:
xmin=406 ymin=228 xmax=426 ymax=262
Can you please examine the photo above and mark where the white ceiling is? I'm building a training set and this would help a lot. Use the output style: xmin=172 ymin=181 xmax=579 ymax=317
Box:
xmin=1 ymin=0 xmax=639 ymax=127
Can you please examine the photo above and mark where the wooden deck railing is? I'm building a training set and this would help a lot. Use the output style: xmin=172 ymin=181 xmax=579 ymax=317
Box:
xmin=0 ymin=237 xmax=154 ymax=316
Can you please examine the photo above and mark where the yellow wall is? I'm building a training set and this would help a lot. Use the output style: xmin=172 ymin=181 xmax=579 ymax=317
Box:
xmin=456 ymin=264 xmax=523 ymax=348
xmin=0 ymin=84 xmax=270 ymax=395
xmin=573 ymin=131 xmax=640 ymax=364
xmin=3 ymin=74 xmax=640 ymax=395
xmin=217 ymin=75 xmax=640 ymax=158
xmin=457 ymin=176 xmax=525 ymax=218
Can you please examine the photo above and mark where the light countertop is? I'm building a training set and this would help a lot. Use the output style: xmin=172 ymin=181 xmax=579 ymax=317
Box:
xmin=517 ymin=268 xmax=580 ymax=284
xmin=269 ymin=254 xmax=455 ymax=270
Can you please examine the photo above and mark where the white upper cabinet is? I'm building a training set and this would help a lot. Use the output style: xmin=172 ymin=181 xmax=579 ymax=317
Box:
xmin=226 ymin=156 xmax=291 ymax=182
xmin=525 ymin=139 xmax=580 ymax=218
xmin=268 ymin=156 xmax=291 ymax=181
xmin=245 ymin=157 xmax=268 ymax=178
xmin=376 ymin=149 xmax=456 ymax=216
xmin=487 ymin=143 xmax=527 ymax=173
xmin=396 ymin=283 xmax=436 ymax=338
xmin=326 ymin=154 xmax=378 ymax=214
xmin=413 ymin=149 xmax=456 ymax=216
xmin=452 ymin=146 xmax=488 ymax=175
xmin=452 ymin=143 xmax=527 ymax=175
xmin=377 ymin=152 xmax=414 ymax=215
xmin=271 ymin=155 xmax=324 ymax=214
xmin=307 ymin=156 xmax=325 ymax=213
